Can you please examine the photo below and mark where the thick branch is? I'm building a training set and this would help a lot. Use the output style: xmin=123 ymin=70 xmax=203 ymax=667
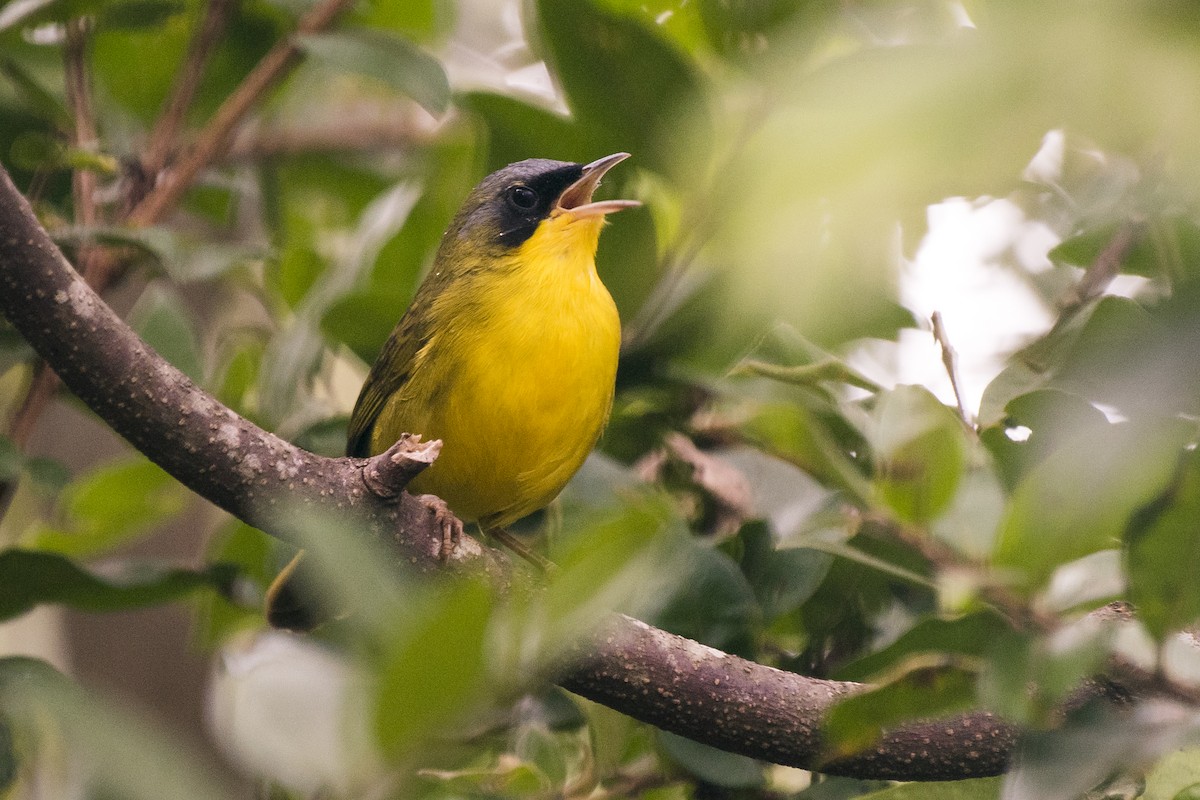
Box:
xmin=0 ymin=163 xmax=1022 ymax=780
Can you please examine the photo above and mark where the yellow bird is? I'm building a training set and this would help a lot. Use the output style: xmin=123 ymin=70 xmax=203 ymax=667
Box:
xmin=268 ymin=153 xmax=638 ymax=628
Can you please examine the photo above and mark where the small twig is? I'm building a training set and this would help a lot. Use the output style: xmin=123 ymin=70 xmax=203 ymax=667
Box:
xmin=143 ymin=0 xmax=241 ymax=176
xmin=930 ymin=311 xmax=973 ymax=428
xmin=127 ymin=0 xmax=357 ymax=227
xmin=1059 ymin=220 xmax=1143 ymax=312
xmin=64 ymin=19 xmax=98 ymax=230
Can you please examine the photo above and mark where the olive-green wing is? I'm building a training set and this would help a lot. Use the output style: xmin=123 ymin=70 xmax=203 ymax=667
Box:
xmin=345 ymin=307 xmax=428 ymax=457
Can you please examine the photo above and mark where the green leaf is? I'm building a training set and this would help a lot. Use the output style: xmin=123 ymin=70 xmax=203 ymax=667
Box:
xmin=0 ymin=549 xmax=236 ymax=621
xmin=129 ymin=284 xmax=203 ymax=381
xmin=373 ymin=577 xmax=493 ymax=755
xmin=1127 ymin=447 xmax=1200 ymax=640
xmin=651 ymin=539 xmax=760 ymax=651
xmin=0 ymin=57 xmax=70 ymax=128
xmin=823 ymin=663 xmax=976 ymax=758
xmin=351 ymin=0 xmax=447 ymax=40
xmin=979 ymin=389 xmax=1109 ymax=490
xmin=458 ymin=91 xmax=593 ymax=169
xmin=533 ymin=0 xmax=707 ymax=177
xmin=194 ymin=521 xmax=274 ymax=648
xmin=320 ymin=288 xmax=408 ymax=365
xmin=1049 ymin=217 xmax=1200 ymax=286
xmin=298 ymin=30 xmax=449 ymax=115
xmin=739 ymin=521 xmax=832 ymax=620
xmin=992 ymin=417 xmax=1193 ymax=590
xmin=32 ymin=457 xmax=189 ymax=558
xmin=97 ymin=0 xmax=186 ymax=30
xmin=1142 ymin=748 xmax=1200 ymax=800
xmin=871 ymin=385 xmax=968 ymax=523
xmin=857 ymin=776 xmax=1000 ymax=800
xmin=741 ymin=402 xmax=871 ymax=504
xmin=837 ymin=612 xmax=1011 ymax=682
xmin=0 ymin=716 xmax=14 ymax=794
xmin=658 ymin=731 xmax=764 ymax=788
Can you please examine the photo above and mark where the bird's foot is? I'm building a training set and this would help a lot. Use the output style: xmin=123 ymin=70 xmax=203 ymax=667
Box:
xmin=414 ymin=494 xmax=464 ymax=560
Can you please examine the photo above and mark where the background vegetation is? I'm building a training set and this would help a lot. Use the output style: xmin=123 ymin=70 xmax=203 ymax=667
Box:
xmin=3 ymin=0 xmax=1200 ymax=798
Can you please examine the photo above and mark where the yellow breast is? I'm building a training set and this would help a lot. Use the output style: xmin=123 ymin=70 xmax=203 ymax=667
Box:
xmin=370 ymin=213 xmax=620 ymax=528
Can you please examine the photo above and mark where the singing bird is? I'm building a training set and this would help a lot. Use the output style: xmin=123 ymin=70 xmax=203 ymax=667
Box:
xmin=268 ymin=154 xmax=639 ymax=629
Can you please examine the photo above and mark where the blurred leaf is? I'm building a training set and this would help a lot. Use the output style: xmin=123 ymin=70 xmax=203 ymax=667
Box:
xmin=1050 ymin=217 xmax=1200 ymax=287
xmin=93 ymin=3 xmax=277 ymax=122
xmin=32 ymin=457 xmax=189 ymax=557
xmin=8 ymin=130 xmax=62 ymax=170
xmin=735 ymin=358 xmax=883 ymax=393
xmin=837 ymin=612 xmax=1010 ymax=683
xmin=459 ymin=91 xmax=592 ymax=169
xmin=542 ymin=497 xmax=684 ymax=646
xmin=871 ymin=385 xmax=968 ymax=523
xmin=0 ymin=436 xmax=69 ymax=490
xmin=1142 ymin=748 xmax=1200 ymax=800
xmin=696 ymin=0 xmax=833 ymax=62
xmin=0 ymin=323 xmax=34 ymax=373
xmin=980 ymin=389 xmax=1109 ymax=491
xmin=650 ymin=538 xmax=759 ymax=652
xmin=0 ymin=57 xmax=69 ymax=128
xmin=419 ymin=759 xmax=551 ymax=797
xmin=658 ymin=730 xmax=764 ymax=788
xmin=0 ymin=656 xmax=239 ymax=799
xmin=373 ymin=577 xmax=493 ymax=755
xmin=533 ymin=0 xmax=707 ymax=177
xmin=352 ymin=0 xmax=448 ymax=40
xmin=992 ymin=417 xmax=1193 ymax=590
xmin=0 ymin=549 xmax=236 ymax=621
xmin=129 ymin=284 xmax=203 ymax=381
xmin=292 ymin=416 xmax=349 ymax=458
xmin=0 ymin=715 xmax=13 ymax=793
xmin=741 ymin=402 xmax=870 ymax=503
xmin=1000 ymin=702 xmax=1196 ymax=800
xmin=97 ymin=0 xmax=185 ymax=30
xmin=298 ymin=30 xmax=449 ymax=115
xmin=593 ymin=0 xmax=710 ymax=56
xmin=739 ymin=521 xmax=832 ymax=619
xmin=858 ymin=776 xmax=1000 ymax=799
xmin=824 ymin=663 xmax=976 ymax=757
xmin=979 ymin=617 xmax=1116 ymax=726
xmin=1127 ymin=447 xmax=1200 ymax=640
xmin=321 ymin=288 xmax=407 ymax=365
xmin=195 ymin=521 xmax=274 ymax=648
xmin=595 ymin=203 xmax=659 ymax=322
xmin=0 ymin=437 xmax=21 ymax=482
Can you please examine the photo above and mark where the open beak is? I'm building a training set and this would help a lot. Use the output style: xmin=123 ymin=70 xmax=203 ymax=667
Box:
xmin=556 ymin=152 xmax=641 ymax=218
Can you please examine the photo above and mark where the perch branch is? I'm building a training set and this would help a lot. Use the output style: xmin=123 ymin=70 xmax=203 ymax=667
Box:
xmin=0 ymin=162 xmax=1142 ymax=781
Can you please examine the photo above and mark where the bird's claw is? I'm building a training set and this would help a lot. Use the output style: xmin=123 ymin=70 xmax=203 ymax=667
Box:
xmin=414 ymin=494 xmax=463 ymax=560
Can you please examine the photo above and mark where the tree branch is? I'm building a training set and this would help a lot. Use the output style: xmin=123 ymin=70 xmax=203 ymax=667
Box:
xmin=0 ymin=162 xmax=1125 ymax=781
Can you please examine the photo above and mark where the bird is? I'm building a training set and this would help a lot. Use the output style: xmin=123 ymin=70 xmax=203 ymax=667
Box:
xmin=267 ymin=153 xmax=639 ymax=629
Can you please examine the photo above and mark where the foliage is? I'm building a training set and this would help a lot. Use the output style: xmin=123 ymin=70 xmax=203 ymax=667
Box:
xmin=2 ymin=0 xmax=1200 ymax=798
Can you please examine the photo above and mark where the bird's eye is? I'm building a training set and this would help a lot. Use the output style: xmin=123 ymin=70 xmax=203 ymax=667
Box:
xmin=506 ymin=185 xmax=538 ymax=211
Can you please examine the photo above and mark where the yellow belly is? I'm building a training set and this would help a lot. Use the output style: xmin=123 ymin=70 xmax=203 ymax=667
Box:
xmin=369 ymin=218 xmax=620 ymax=528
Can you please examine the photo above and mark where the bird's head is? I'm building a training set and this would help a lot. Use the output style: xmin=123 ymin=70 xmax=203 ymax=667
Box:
xmin=445 ymin=153 xmax=640 ymax=259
